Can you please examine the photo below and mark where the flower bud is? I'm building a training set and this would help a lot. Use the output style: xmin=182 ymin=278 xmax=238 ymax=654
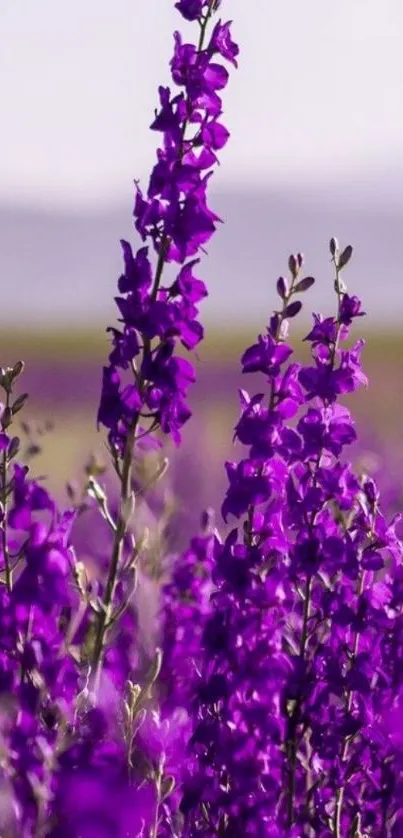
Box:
xmin=288 ymin=254 xmax=299 ymax=279
xmin=329 ymin=236 xmax=339 ymax=256
xmin=8 ymin=436 xmax=20 ymax=459
xmin=11 ymin=393 xmax=29 ymax=416
xmin=338 ymin=244 xmax=353 ymax=270
xmin=276 ymin=276 xmax=288 ymax=300
xmin=283 ymin=300 xmax=302 ymax=318
xmin=294 ymin=276 xmax=315 ymax=293
xmin=11 ymin=361 xmax=24 ymax=380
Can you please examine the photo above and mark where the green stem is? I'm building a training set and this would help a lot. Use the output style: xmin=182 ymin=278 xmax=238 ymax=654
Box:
xmin=91 ymin=421 xmax=138 ymax=687
xmin=333 ymin=568 xmax=366 ymax=838
xmin=287 ymin=575 xmax=313 ymax=826
xmin=1 ymin=391 xmax=12 ymax=592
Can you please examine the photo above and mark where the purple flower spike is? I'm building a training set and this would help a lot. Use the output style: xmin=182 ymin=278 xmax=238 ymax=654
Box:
xmin=183 ymin=244 xmax=403 ymax=837
xmin=98 ymin=1 xmax=238 ymax=455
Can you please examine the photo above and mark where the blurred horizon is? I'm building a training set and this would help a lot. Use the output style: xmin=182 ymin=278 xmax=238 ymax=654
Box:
xmin=2 ymin=0 xmax=403 ymax=328
xmin=1 ymin=175 xmax=403 ymax=329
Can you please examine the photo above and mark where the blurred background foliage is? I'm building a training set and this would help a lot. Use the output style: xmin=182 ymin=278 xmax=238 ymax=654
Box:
xmin=1 ymin=326 xmax=402 ymax=528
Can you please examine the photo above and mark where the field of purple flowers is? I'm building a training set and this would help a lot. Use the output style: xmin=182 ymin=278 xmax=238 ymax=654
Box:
xmin=1 ymin=2 xmax=403 ymax=836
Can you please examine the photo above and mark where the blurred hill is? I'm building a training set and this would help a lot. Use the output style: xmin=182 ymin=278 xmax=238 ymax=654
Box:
xmin=1 ymin=185 xmax=402 ymax=328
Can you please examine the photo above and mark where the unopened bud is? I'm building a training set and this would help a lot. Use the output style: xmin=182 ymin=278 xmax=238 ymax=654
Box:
xmin=11 ymin=393 xmax=29 ymax=416
xmin=329 ymin=237 xmax=339 ymax=257
xmin=11 ymin=361 xmax=24 ymax=380
xmin=0 ymin=368 xmax=13 ymax=393
xmin=276 ymin=276 xmax=288 ymax=300
xmin=294 ymin=276 xmax=315 ymax=293
xmin=338 ymin=244 xmax=353 ymax=270
xmin=288 ymin=253 xmax=299 ymax=279
xmin=8 ymin=436 xmax=20 ymax=459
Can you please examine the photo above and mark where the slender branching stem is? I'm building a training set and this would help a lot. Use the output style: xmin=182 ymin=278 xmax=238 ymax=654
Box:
xmin=1 ymin=390 xmax=12 ymax=593
xmin=333 ymin=567 xmax=367 ymax=838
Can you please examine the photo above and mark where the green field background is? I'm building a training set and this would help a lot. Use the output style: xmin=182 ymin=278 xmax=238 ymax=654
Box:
xmin=1 ymin=327 xmax=402 ymax=504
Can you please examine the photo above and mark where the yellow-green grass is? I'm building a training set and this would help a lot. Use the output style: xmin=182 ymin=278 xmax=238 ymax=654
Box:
xmin=21 ymin=410 xmax=102 ymax=496
xmin=16 ymin=402 xmax=232 ymax=497
xmin=1 ymin=326 xmax=403 ymax=364
xmin=2 ymin=327 xmax=402 ymax=492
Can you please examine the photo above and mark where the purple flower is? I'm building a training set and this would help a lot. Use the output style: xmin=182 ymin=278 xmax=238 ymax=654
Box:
xmin=241 ymin=334 xmax=293 ymax=377
xmin=175 ymin=0 xmax=206 ymax=23
xmin=208 ymin=20 xmax=240 ymax=67
xmin=339 ymin=293 xmax=365 ymax=325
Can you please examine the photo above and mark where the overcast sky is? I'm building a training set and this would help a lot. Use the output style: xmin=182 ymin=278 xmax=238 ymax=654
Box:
xmin=2 ymin=0 xmax=403 ymax=210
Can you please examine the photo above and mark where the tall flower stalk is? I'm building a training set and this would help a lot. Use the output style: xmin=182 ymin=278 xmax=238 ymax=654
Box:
xmin=181 ymin=253 xmax=312 ymax=835
xmin=182 ymin=243 xmax=403 ymax=836
xmin=92 ymin=0 xmax=239 ymax=684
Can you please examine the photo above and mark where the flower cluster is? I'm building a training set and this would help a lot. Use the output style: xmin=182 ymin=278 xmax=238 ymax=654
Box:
xmin=180 ymin=255 xmax=310 ymax=836
xmin=182 ymin=244 xmax=403 ymax=836
xmin=91 ymin=0 xmax=238 ymax=725
xmin=0 ymin=365 xmax=82 ymax=835
xmin=98 ymin=0 xmax=238 ymax=455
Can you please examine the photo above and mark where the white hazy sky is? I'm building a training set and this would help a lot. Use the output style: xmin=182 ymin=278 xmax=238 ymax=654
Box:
xmin=2 ymin=0 xmax=403 ymax=209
